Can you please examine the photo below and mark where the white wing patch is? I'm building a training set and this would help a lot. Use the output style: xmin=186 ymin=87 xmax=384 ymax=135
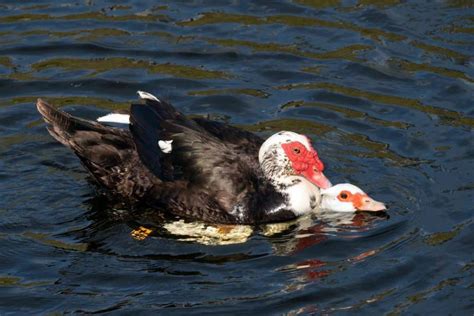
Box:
xmin=267 ymin=203 xmax=288 ymax=214
xmin=137 ymin=90 xmax=160 ymax=102
xmin=158 ymin=140 xmax=173 ymax=153
xmin=97 ymin=113 xmax=130 ymax=124
xmin=230 ymin=204 xmax=246 ymax=220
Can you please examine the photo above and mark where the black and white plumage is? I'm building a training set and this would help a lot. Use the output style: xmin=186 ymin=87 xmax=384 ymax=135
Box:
xmin=36 ymin=91 xmax=332 ymax=224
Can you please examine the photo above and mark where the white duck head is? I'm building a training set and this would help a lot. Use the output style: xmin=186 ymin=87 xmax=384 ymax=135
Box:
xmin=258 ymin=131 xmax=332 ymax=190
xmin=258 ymin=131 xmax=332 ymax=216
xmin=320 ymin=183 xmax=387 ymax=212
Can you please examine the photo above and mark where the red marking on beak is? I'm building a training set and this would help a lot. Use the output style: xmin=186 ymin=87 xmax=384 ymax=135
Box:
xmin=338 ymin=191 xmax=386 ymax=212
xmin=281 ymin=141 xmax=331 ymax=189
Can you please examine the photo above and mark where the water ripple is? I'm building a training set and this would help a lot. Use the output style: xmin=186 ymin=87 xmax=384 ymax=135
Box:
xmin=0 ymin=1 xmax=472 ymax=314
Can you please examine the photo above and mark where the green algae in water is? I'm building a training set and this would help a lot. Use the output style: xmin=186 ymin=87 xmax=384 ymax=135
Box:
xmin=424 ymin=230 xmax=460 ymax=246
xmin=0 ymin=56 xmax=14 ymax=69
xmin=240 ymin=118 xmax=334 ymax=135
xmin=411 ymin=41 xmax=470 ymax=62
xmin=424 ymin=220 xmax=471 ymax=246
xmin=0 ymin=276 xmax=51 ymax=288
xmin=206 ymin=37 xmax=370 ymax=62
xmin=292 ymin=0 xmax=342 ymax=9
xmin=0 ymin=96 xmax=130 ymax=110
xmin=179 ymin=12 xmax=406 ymax=42
xmin=25 ymin=57 xmax=230 ymax=80
xmin=188 ymin=88 xmax=269 ymax=98
xmin=0 ymin=11 xmax=167 ymax=23
xmin=280 ymin=100 xmax=411 ymax=129
xmin=356 ymin=0 xmax=401 ymax=7
xmin=395 ymin=59 xmax=473 ymax=83
xmin=300 ymin=65 xmax=324 ymax=74
xmin=20 ymin=28 xmax=131 ymax=41
xmin=278 ymin=81 xmax=474 ymax=127
xmin=23 ymin=232 xmax=88 ymax=252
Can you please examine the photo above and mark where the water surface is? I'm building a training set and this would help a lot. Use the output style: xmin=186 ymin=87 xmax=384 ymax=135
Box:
xmin=0 ymin=0 xmax=473 ymax=314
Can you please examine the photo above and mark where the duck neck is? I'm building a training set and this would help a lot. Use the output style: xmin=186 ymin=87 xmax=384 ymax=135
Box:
xmin=271 ymin=175 xmax=321 ymax=216
xmin=259 ymin=148 xmax=320 ymax=215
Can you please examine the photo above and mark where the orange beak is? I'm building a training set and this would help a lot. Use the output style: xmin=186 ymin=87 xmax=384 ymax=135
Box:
xmin=301 ymin=168 xmax=332 ymax=189
xmin=354 ymin=194 xmax=387 ymax=212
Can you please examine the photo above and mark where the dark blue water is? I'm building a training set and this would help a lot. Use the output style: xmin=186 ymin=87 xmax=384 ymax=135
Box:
xmin=0 ymin=0 xmax=473 ymax=314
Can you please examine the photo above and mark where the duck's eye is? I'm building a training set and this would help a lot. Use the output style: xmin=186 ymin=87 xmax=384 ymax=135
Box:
xmin=337 ymin=191 xmax=352 ymax=202
xmin=293 ymin=148 xmax=301 ymax=154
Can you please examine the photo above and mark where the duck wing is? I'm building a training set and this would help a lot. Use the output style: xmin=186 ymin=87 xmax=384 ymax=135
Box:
xmin=191 ymin=117 xmax=263 ymax=156
xmin=137 ymin=91 xmax=264 ymax=155
xmin=130 ymin=92 xmax=264 ymax=186
xmin=130 ymin=102 xmax=261 ymax=209
xmin=130 ymin=101 xmax=296 ymax=224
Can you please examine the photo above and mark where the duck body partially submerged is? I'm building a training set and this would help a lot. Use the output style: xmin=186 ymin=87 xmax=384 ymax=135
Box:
xmin=37 ymin=92 xmax=336 ymax=224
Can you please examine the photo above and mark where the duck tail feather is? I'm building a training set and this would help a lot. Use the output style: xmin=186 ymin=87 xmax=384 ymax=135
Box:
xmin=36 ymin=98 xmax=110 ymax=146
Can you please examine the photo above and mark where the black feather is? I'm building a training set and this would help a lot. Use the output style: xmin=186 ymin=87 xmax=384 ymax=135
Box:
xmin=129 ymin=103 xmax=165 ymax=178
xmin=36 ymin=96 xmax=295 ymax=225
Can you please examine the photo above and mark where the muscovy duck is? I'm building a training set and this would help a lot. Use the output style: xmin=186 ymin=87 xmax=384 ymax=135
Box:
xmin=320 ymin=183 xmax=386 ymax=212
xmin=36 ymin=91 xmax=384 ymax=224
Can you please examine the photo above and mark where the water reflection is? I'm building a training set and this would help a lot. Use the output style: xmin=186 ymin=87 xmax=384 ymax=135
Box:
xmin=75 ymin=195 xmax=387 ymax=251
xmin=270 ymin=211 xmax=388 ymax=254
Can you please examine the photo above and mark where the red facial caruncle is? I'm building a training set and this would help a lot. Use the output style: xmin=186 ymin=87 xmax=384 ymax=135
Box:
xmin=281 ymin=141 xmax=331 ymax=189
